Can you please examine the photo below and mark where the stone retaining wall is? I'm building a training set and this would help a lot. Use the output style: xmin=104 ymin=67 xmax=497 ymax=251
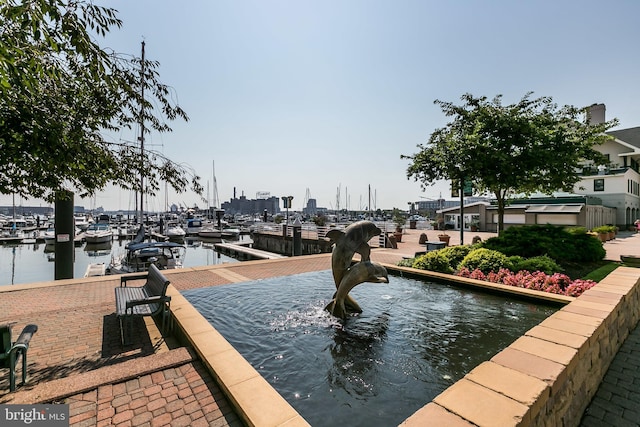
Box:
xmin=251 ymin=232 xmax=332 ymax=255
xmin=401 ymin=267 xmax=640 ymax=426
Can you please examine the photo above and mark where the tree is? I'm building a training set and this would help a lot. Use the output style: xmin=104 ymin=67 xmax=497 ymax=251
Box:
xmin=402 ymin=93 xmax=617 ymax=232
xmin=0 ymin=0 xmax=202 ymax=203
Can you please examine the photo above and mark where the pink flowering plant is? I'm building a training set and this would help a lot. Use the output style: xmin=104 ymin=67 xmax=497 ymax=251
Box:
xmin=456 ymin=267 xmax=596 ymax=297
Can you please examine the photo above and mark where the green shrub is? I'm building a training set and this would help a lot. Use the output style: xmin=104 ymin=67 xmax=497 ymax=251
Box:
xmin=459 ymin=248 xmax=510 ymax=274
xmin=412 ymin=251 xmax=454 ymax=274
xmin=511 ymin=255 xmax=563 ymax=275
xmin=482 ymin=224 xmax=605 ymax=263
xmin=567 ymin=233 xmax=606 ymax=262
xmin=592 ymin=225 xmax=617 ymax=235
xmin=437 ymin=245 xmax=474 ymax=270
xmin=506 ymin=255 xmax=525 ymax=271
xmin=397 ymin=258 xmax=414 ymax=267
xmin=565 ymin=226 xmax=588 ymax=235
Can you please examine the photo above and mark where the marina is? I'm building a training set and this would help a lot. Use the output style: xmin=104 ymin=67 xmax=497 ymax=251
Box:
xmin=0 ymin=234 xmax=245 ymax=286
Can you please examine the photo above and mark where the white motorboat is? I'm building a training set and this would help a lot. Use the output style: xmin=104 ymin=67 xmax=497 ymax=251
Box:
xmin=165 ymin=221 xmax=186 ymax=239
xmin=42 ymin=226 xmax=56 ymax=244
xmin=74 ymin=215 xmax=92 ymax=232
xmin=221 ymin=227 xmax=241 ymax=240
xmin=198 ymin=226 xmax=222 ymax=239
xmin=84 ymin=223 xmax=113 ymax=243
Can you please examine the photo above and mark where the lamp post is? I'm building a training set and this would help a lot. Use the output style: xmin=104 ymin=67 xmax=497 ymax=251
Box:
xmin=455 ymin=164 xmax=465 ymax=246
xmin=459 ymin=177 xmax=464 ymax=246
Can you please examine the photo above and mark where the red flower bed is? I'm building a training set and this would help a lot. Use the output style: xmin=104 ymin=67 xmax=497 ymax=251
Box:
xmin=456 ymin=268 xmax=596 ymax=297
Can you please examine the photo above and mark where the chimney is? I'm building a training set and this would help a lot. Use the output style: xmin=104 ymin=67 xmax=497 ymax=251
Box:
xmin=587 ymin=103 xmax=606 ymax=125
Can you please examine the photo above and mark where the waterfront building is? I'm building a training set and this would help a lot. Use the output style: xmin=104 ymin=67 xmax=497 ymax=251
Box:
xmin=426 ymin=103 xmax=640 ymax=232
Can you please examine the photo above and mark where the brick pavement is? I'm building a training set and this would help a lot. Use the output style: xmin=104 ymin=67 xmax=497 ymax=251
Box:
xmin=0 ymin=227 xmax=639 ymax=426
xmin=580 ymin=319 xmax=640 ymax=426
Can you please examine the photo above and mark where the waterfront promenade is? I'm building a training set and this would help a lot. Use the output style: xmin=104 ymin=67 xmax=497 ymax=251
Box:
xmin=0 ymin=228 xmax=639 ymax=426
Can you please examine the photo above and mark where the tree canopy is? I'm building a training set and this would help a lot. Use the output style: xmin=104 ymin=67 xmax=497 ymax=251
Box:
xmin=0 ymin=0 xmax=202 ymax=202
xmin=402 ymin=93 xmax=617 ymax=231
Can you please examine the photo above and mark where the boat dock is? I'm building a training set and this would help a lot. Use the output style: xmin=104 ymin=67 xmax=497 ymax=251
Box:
xmin=214 ymin=242 xmax=285 ymax=260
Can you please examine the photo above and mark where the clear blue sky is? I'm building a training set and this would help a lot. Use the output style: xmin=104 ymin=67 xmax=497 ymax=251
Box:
xmin=5 ymin=0 xmax=640 ymax=213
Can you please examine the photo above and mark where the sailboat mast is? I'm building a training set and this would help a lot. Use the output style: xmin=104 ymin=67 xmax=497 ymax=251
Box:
xmin=212 ymin=160 xmax=219 ymax=209
xmin=368 ymin=184 xmax=371 ymax=220
xmin=138 ymin=41 xmax=146 ymax=225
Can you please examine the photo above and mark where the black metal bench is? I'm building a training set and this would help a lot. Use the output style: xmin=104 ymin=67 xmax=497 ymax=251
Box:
xmin=115 ymin=264 xmax=171 ymax=345
xmin=1 ymin=323 xmax=38 ymax=392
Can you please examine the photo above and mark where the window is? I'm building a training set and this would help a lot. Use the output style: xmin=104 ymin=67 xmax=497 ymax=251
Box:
xmin=594 ymin=179 xmax=604 ymax=192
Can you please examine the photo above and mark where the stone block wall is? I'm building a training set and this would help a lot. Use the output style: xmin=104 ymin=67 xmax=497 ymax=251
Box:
xmin=401 ymin=267 xmax=640 ymax=426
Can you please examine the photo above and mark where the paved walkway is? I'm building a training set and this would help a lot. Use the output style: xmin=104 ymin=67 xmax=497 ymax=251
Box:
xmin=0 ymin=227 xmax=638 ymax=426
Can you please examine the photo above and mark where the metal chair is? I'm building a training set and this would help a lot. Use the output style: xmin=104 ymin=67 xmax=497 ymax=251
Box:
xmin=0 ymin=323 xmax=38 ymax=392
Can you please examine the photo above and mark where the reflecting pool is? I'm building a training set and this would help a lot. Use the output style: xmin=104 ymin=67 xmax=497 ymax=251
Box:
xmin=184 ymin=270 xmax=557 ymax=426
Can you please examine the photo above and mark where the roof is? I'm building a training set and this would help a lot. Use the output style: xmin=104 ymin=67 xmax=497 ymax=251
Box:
xmin=438 ymin=201 xmax=489 ymax=213
xmin=607 ymin=127 xmax=640 ymax=149
xmin=524 ymin=205 xmax=583 ymax=213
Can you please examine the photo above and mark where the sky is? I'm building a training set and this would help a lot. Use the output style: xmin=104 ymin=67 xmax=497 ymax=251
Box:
xmin=5 ymin=0 xmax=640 ymax=213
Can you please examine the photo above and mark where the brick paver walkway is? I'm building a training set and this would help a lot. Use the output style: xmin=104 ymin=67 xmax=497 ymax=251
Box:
xmin=580 ymin=321 xmax=640 ymax=426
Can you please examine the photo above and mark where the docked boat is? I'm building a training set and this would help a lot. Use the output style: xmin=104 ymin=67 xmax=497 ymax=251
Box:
xmin=221 ymin=227 xmax=241 ymax=240
xmin=42 ymin=225 xmax=56 ymax=244
xmin=84 ymin=223 xmax=113 ymax=243
xmin=185 ymin=218 xmax=205 ymax=235
xmin=0 ymin=231 xmax=24 ymax=245
xmin=108 ymin=241 xmax=186 ymax=274
xmin=74 ymin=215 xmax=92 ymax=232
xmin=165 ymin=221 xmax=186 ymax=239
xmin=198 ymin=226 xmax=222 ymax=239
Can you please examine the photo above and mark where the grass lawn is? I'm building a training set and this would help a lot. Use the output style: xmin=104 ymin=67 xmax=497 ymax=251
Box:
xmin=561 ymin=260 xmax=620 ymax=282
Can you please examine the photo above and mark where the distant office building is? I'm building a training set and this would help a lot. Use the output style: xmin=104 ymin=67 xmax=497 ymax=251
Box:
xmin=222 ymin=195 xmax=280 ymax=216
xmin=303 ymin=198 xmax=317 ymax=216
xmin=416 ymin=199 xmax=459 ymax=218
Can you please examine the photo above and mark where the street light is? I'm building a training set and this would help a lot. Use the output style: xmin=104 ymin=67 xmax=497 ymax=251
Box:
xmin=281 ymin=196 xmax=293 ymax=224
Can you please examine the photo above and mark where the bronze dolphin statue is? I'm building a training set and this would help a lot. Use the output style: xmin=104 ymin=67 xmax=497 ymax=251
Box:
xmin=325 ymin=261 xmax=389 ymax=319
xmin=326 ymin=220 xmax=382 ymax=288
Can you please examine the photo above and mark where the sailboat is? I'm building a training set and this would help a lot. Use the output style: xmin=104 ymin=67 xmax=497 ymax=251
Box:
xmin=198 ymin=160 xmax=223 ymax=238
xmin=0 ymin=194 xmax=24 ymax=244
xmin=106 ymin=41 xmax=185 ymax=275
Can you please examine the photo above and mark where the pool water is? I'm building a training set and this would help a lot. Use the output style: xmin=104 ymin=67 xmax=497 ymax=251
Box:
xmin=184 ymin=270 xmax=556 ymax=426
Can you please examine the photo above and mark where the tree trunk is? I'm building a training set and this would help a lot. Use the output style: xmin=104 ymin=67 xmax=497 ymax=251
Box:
xmin=496 ymin=191 xmax=506 ymax=234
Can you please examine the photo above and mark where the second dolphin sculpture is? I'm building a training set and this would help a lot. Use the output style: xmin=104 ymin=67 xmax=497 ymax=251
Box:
xmin=325 ymin=220 xmax=389 ymax=319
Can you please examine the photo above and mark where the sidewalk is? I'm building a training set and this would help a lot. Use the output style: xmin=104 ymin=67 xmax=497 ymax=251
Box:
xmin=0 ymin=228 xmax=638 ymax=426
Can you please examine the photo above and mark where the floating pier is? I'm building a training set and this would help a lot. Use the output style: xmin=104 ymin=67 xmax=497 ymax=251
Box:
xmin=214 ymin=242 xmax=285 ymax=260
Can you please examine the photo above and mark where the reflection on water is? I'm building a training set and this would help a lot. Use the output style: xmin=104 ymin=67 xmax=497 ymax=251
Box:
xmin=184 ymin=270 xmax=557 ymax=427
xmin=0 ymin=236 xmax=244 ymax=285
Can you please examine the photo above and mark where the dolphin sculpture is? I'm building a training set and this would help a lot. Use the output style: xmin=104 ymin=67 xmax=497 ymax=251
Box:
xmin=325 ymin=220 xmax=387 ymax=319
xmin=326 ymin=220 xmax=382 ymax=287
xmin=325 ymin=261 xmax=389 ymax=319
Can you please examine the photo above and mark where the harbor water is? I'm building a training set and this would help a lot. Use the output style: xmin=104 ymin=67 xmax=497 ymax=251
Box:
xmin=0 ymin=236 xmax=244 ymax=286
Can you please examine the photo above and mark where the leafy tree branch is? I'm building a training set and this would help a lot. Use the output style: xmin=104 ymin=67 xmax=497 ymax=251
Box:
xmin=402 ymin=93 xmax=617 ymax=232
xmin=0 ymin=0 xmax=202 ymax=202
